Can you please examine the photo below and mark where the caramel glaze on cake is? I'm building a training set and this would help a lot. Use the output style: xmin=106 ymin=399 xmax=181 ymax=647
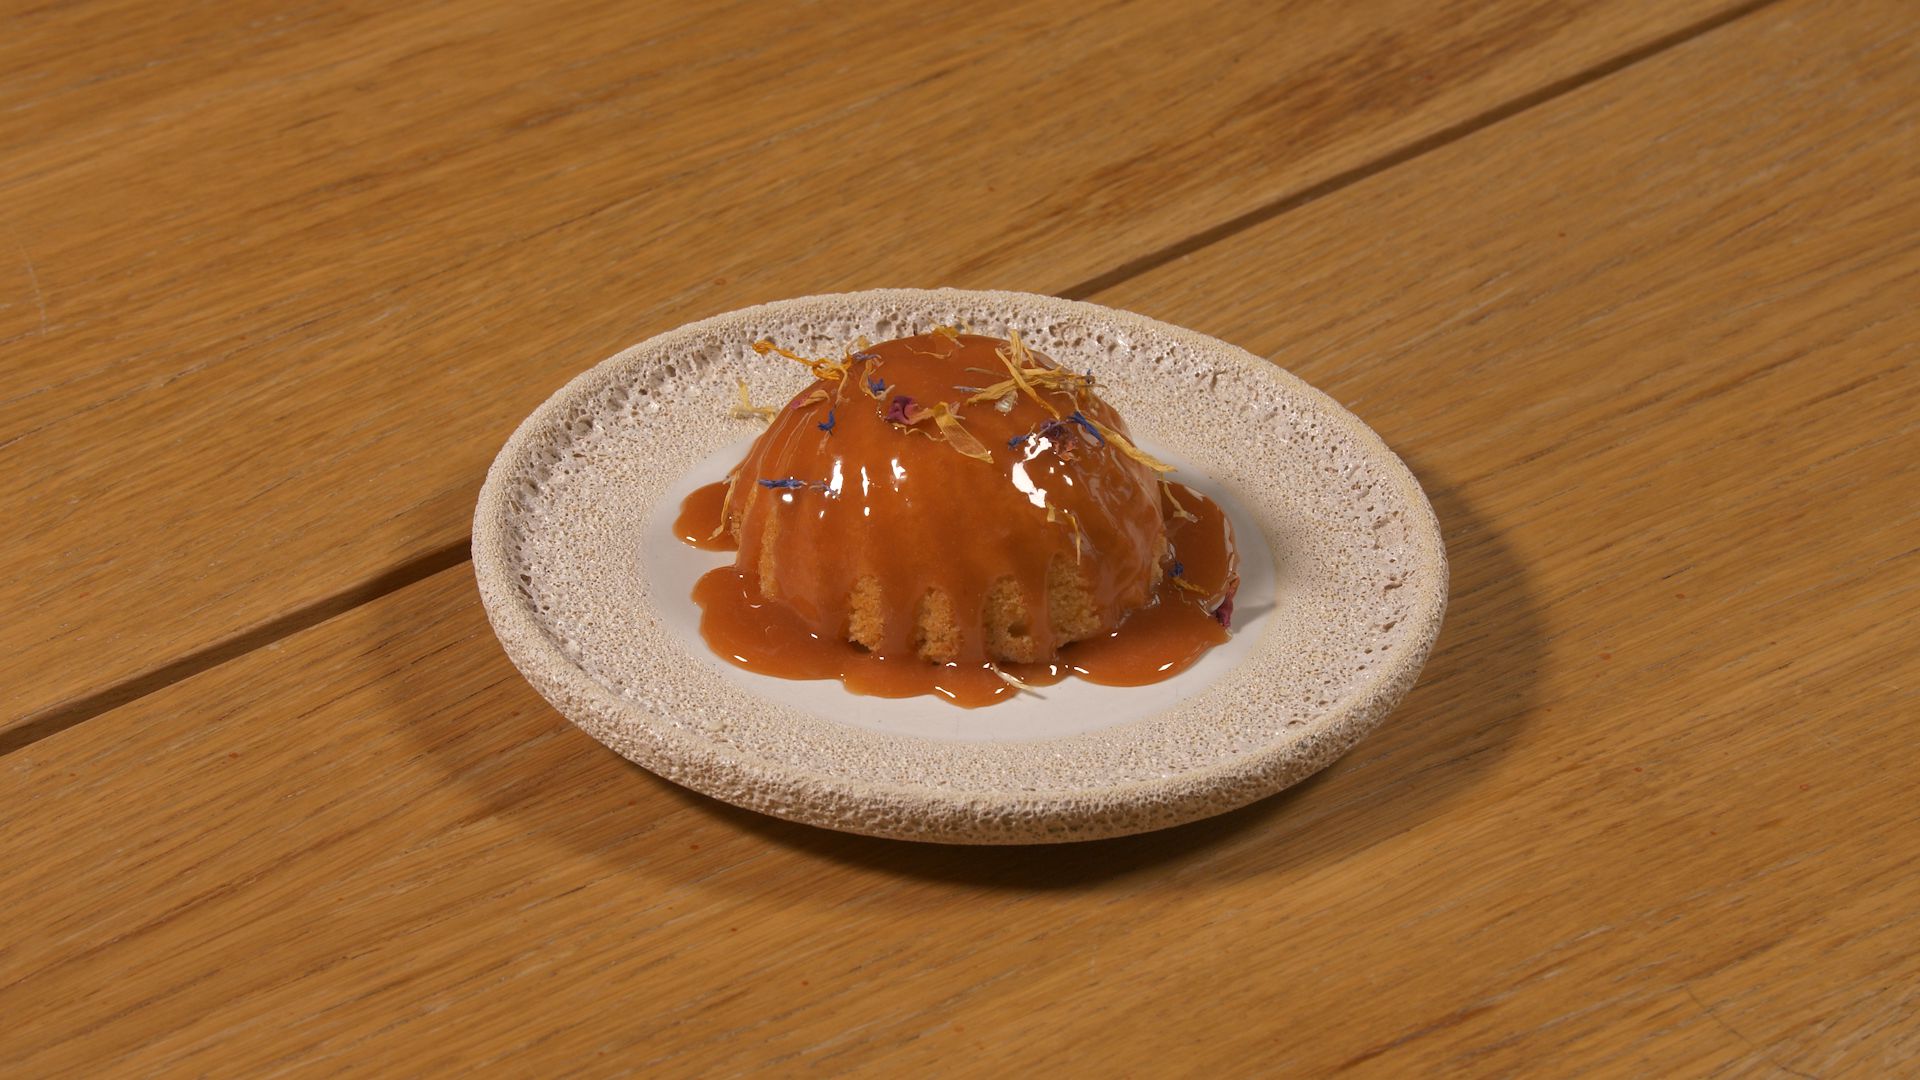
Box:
xmin=674 ymin=330 xmax=1239 ymax=706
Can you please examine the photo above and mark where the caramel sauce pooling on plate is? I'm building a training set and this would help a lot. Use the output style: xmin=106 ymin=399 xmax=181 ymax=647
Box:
xmin=675 ymin=332 xmax=1239 ymax=707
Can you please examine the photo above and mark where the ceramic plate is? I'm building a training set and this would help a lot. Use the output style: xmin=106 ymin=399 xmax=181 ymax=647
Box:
xmin=473 ymin=289 xmax=1445 ymax=843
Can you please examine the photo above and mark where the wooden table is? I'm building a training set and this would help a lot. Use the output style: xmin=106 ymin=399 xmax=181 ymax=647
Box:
xmin=4 ymin=1 xmax=1914 ymax=1074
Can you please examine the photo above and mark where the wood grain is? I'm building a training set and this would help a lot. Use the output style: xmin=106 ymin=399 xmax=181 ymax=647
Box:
xmin=6 ymin=0 xmax=1917 ymax=1075
xmin=0 ymin=0 xmax=1749 ymax=733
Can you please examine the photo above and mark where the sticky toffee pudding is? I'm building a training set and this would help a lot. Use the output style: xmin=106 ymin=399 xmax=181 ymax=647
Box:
xmin=675 ymin=329 xmax=1239 ymax=706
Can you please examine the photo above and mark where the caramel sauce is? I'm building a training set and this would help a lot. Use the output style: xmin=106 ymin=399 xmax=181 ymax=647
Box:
xmin=690 ymin=565 xmax=1070 ymax=706
xmin=1062 ymin=484 xmax=1235 ymax=687
xmin=672 ymin=479 xmax=738 ymax=551
xmin=677 ymin=332 xmax=1241 ymax=708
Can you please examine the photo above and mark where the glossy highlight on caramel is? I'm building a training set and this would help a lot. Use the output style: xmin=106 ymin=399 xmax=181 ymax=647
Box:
xmin=679 ymin=331 xmax=1239 ymax=707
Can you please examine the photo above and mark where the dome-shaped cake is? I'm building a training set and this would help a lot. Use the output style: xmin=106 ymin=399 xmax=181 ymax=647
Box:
xmin=717 ymin=331 xmax=1169 ymax=665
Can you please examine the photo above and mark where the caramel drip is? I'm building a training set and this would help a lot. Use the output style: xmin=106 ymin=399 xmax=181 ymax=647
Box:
xmin=1062 ymin=481 xmax=1236 ymax=686
xmin=672 ymin=479 xmax=738 ymax=551
xmin=690 ymin=566 xmax=1072 ymax=706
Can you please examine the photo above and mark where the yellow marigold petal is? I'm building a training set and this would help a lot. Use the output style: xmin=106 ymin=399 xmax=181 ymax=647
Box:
xmin=930 ymin=402 xmax=993 ymax=463
xmin=728 ymin=378 xmax=778 ymax=421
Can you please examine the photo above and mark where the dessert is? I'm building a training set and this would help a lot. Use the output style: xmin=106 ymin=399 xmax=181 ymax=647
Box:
xmin=674 ymin=327 xmax=1238 ymax=706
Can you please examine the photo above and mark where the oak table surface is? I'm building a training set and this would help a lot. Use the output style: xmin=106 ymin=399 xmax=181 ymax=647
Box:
xmin=0 ymin=0 xmax=1748 ymax=736
xmin=4 ymin=0 xmax=1917 ymax=1077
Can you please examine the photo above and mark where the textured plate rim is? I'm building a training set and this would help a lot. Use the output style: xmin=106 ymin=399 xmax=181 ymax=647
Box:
xmin=473 ymin=288 xmax=1447 ymax=844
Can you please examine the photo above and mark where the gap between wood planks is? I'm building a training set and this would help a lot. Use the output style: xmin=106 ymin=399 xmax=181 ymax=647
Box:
xmin=0 ymin=0 xmax=1784 ymax=758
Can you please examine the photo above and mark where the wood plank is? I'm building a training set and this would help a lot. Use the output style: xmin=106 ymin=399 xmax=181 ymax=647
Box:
xmin=5 ymin=0 xmax=1916 ymax=1074
xmin=0 ymin=0 xmax=1749 ymax=731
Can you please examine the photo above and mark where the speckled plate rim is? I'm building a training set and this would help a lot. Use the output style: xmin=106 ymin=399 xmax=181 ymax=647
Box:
xmin=473 ymin=289 xmax=1447 ymax=844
